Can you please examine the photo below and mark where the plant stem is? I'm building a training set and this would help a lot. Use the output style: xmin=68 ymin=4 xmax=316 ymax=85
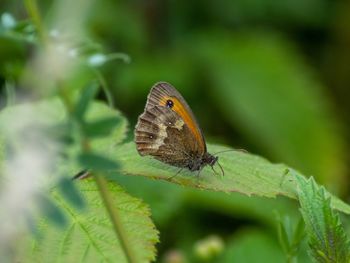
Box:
xmin=24 ymin=0 xmax=47 ymax=44
xmin=5 ymin=81 xmax=16 ymax=106
xmin=24 ymin=1 xmax=136 ymax=261
xmin=94 ymin=174 xmax=137 ymax=263
xmin=94 ymin=69 xmax=115 ymax=108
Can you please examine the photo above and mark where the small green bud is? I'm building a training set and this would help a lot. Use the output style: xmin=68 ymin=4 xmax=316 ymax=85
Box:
xmin=194 ymin=235 xmax=224 ymax=261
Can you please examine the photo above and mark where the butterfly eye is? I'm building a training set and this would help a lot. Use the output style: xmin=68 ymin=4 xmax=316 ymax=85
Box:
xmin=166 ymin=99 xmax=174 ymax=108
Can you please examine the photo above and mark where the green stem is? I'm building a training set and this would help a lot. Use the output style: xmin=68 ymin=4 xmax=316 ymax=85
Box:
xmin=94 ymin=70 xmax=115 ymax=108
xmin=59 ymin=84 xmax=135 ymax=262
xmin=24 ymin=0 xmax=47 ymax=44
xmin=24 ymin=1 xmax=135 ymax=261
xmin=94 ymin=174 xmax=137 ymax=263
xmin=57 ymin=82 xmax=74 ymax=113
xmin=5 ymin=81 xmax=16 ymax=106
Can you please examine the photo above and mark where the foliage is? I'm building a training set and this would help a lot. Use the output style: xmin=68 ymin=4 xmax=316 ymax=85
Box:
xmin=3 ymin=90 xmax=350 ymax=262
xmin=1 ymin=0 xmax=350 ymax=262
xmin=296 ymin=175 xmax=350 ymax=262
xmin=191 ymin=32 xmax=346 ymax=194
xmin=112 ymin=142 xmax=350 ymax=214
xmin=20 ymin=180 xmax=158 ymax=263
xmin=276 ymin=215 xmax=305 ymax=262
xmin=0 ymin=96 xmax=158 ymax=262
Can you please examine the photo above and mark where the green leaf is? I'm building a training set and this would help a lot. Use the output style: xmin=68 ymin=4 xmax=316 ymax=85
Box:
xmin=276 ymin=214 xmax=305 ymax=261
xmin=112 ymin=142 xmax=350 ymax=214
xmin=0 ymin=97 xmax=128 ymax=225
xmin=116 ymin=174 xmax=299 ymax=228
xmin=57 ymin=177 xmax=85 ymax=209
xmin=73 ymin=81 xmax=99 ymax=121
xmin=295 ymin=175 xmax=350 ymax=262
xmin=37 ymin=194 xmax=67 ymax=228
xmin=193 ymin=32 xmax=347 ymax=194
xmin=292 ymin=219 xmax=305 ymax=252
xmin=21 ymin=180 xmax=159 ymax=263
xmin=84 ymin=116 xmax=121 ymax=138
xmin=276 ymin=215 xmax=292 ymax=255
xmin=0 ymin=97 xmax=128 ymax=172
xmin=114 ymin=175 xmax=186 ymax=226
xmin=84 ymin=100 xmax=128 ymax=153
xmin=78 ymin=152 xmax=119 ymax=171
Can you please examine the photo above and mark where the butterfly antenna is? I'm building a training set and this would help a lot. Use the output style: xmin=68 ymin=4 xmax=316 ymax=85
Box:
xmin=168 ymin=168 xmax=184 ymax=181
xmin=213 ymin=148 xmax=248 ymax=155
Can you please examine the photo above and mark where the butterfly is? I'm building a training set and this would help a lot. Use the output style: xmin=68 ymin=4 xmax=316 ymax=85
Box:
xmin=135 ymin=82 xmax=222 ymax=175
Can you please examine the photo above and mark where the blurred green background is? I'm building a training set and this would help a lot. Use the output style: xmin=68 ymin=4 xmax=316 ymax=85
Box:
xmin=1 ymin=0 xmax=350 ymax=262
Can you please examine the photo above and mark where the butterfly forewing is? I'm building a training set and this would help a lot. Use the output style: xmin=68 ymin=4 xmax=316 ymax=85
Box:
xmin=135 ymin=82 xmax=220 ymax=172
xmin=144 ymin=82 xmax=206 ymax=152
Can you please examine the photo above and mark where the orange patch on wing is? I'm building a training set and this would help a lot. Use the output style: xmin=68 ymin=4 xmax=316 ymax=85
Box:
xmin=160 ymin=96 xmax=205 ymax=151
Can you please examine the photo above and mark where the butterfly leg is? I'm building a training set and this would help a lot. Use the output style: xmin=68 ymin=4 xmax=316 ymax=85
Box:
xmin=194 ymin=168 xmax=205 ymax=187
xmin=216 ymin=161 xmax=225 ymax=177
xmin=279 ymin=168 xmax=290 ymax=188
xmin=211 ymin=165 xmax=221 ymax=177
xmin=168 ymin=167 xmax=184 ymax=181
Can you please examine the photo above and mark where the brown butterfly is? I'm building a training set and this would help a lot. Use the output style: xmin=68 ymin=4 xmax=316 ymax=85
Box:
xmin=135 ymin=82 xmax=222 ymax=175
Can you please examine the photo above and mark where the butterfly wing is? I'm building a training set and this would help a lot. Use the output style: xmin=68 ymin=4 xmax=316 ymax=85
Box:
xmin=135 ymin=105 xmax=203 ymax=168
xmin=142 ymin=82 xmax=207 ymax=153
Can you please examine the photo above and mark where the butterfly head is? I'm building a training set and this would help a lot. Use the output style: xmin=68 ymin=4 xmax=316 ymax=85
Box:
xmin=188 ymin=152 xmax=218 ymax=171
xmin=204 ymin=152 xmax=218 ymax=167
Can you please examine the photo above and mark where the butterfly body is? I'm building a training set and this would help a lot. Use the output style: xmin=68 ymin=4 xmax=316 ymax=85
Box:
xmin=135 ymin=82 xmax=218 ymax=172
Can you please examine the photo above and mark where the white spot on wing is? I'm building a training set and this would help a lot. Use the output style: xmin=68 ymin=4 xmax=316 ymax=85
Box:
xmin=174 ymin=119 xmax=184 ymax=130
xmin=151 ymin=123 xmax=167 ymax=150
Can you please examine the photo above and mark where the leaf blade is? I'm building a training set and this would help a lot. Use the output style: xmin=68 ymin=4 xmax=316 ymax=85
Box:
xmin=21 ymin=180 xmax=159 ymax=263
xmin=113 ymin=142 xmax=350 ymax=214
xmin=193 ymin=32 xmax=347 ymax=194
xmin=83 ymin=116 xmax=121 ymax=138
xmin=73 ymin=82 xmax=99 ymax=121
xmin=295 ymin=175 xmax=350 ymax=262
xmin=78 ymin=152 xmax=119 ymax=171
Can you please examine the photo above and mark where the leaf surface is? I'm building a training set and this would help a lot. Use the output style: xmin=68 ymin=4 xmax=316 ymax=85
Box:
xmin=296 ymin=175 xmax=350 ymax=262
xmin=23 ymin=180 xmax=159 ymax=263
xmin=113 ymin=142 xmax=350 ymax=214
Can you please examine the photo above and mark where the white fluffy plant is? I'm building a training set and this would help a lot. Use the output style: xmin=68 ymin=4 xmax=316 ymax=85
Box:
xmin=0 ymin=106 xmax=62 ymax=260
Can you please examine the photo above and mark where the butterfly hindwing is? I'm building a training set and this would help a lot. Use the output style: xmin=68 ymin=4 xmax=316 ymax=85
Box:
xmin=135 ymin=105 xmax=202 ymax=167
